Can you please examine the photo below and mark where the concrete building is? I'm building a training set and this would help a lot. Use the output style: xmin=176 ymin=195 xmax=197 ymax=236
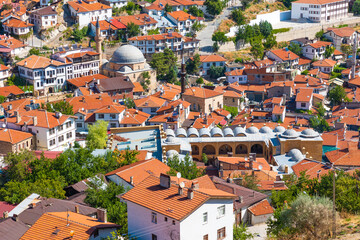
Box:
xmin=266 ymin=49 xmax=299 ymax=68
xmin=122 ymin=174 xmax=236 ymax=240
xmin=302 ymin=41 xmax=332 ymax=60
xmin=128 ymin=32 xmax=200 ymax=58
xmin=291 ymin=0 xmax=348 ymax=23
xmin=324 ymin=27 xmax=359 ymax=50
xmin=312 ymin=58 xmax=336 ymax=73
xmin=183 ymin=87 xmax=224 ymax=114
xmin=29 ymin=6 xmax=58 ymax=33
xmin=0 ymin=128 xmax=34 ymax=155
xmin=68 ymin=0 xmax=112 ymax=28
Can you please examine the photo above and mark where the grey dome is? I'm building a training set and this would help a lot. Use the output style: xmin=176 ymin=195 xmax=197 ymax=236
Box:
xmin=246 ymin=126 xmax=259 ymax=134
xmin=281 ymin=129 xmax=298 ymax=138
xmin=300 ymin=129 xmax=319 ymax=138
xmin=223 ymin=127 xmax=234 ymax=137
xmin=110 ymin=45 xmax=145 ymax=64
xmin=260 ymin=126 xmax=272 ymax=134
xmin=165 ymin=128 xmax=175 ymax=137
xmin=165 ymin=136 xmax=178 ymax=144
xmin=166 ymin=150 xmax=179 ymax=158
xmin=211 ymin=127 xmax=223 ymax=137
xmin=187 ymin=127 xmax=199 ymax=137
xmin=199 ymin=128 xmax=210 ymax=137
xmin=234 ymin=126 xmax=246 ymax=136
xmin=175 ymin=128 xmax=187 ymax=137
xmin=287 ymin=149 xmax=304 ymax=162
xmin=274 ymin=126 xmax=286 ymax=133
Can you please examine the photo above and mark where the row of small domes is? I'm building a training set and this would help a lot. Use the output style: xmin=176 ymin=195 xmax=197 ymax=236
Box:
xmin=165 ymin=126 xmax=319 ymax=138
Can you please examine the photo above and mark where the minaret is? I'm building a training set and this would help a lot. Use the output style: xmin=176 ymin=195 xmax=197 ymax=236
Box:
xmin=180 ymin=53 xmax=186 ymax=98
xmin=95 ymin=18 xmax=102 ymax=63
xmin=351 ymin=34 xmax=358 ymax=79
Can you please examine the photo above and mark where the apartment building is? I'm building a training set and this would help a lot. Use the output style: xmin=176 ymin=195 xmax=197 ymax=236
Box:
xmin=16 ymin=55 xmax=69 ymax=96
xmin=302 ymin=41 xmax=332 ymax=60
xmin=29 ymin=6 xmax=58 ymax=33
xmin=291 ymin=0 xmax=348 ymax=23
xmin=324 ymin=27 xmax=360 ymax=50
xmin=68 ymin=0 xmax=112 ymax=28
xmin=166 ymin=11 xmax=199 ymax=35
xmin=128 ymin=32 xmax=199 ymax=57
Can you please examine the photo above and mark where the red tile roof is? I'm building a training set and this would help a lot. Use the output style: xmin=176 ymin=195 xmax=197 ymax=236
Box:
xmin=327 ymin=27 xmax=355 ymax=37
xmin=66 ymin=74 xmax=108 ymax=88
xmin=272 ymin=105 xmax=285 ymax=115
xmin=134 ymin=95 xmax=166 ymax=108
xmin=114 ymin=14 xmax=157 ymax=26
xmin=295 ymin=88 xmax=313 ymax=102
xmin=67 ymin=93 xmax=114 ymax=112
xmin=0 ymin=128 xmax=33 ymax=144
xmin=167 ymin=10 xmax=197 ymax=21
xmin=294 ymin=0 xmax=344 ymax=4
xmin=183 ymin=87 xmax=223 ymax=98
xmin=312 ymin=59 xmax=336 ymax=67
xmin=3 ymin=18 xmax=33 ymax=28
xmin=292 ymin=159 xmax=332 ymax=179
xmin=197 ymin=54 xmax=226 ymax=63
xmin=309 ymin=41 xmax=332 ymax=49
xmin=0 ymin=85 xmax=24 ymax=97
xmin=16 ymin=55 xmax=65 ymax=69
xmin=269 ymin=49 xmax=299 ymax=61
xmin=325 ymin=142 xmax=360 ymax=167
xmin=68 ymin=1 xmax=111 ymax=13
xmin=129 ymin=32 xmax=183 ymax=41
xmin=248 ymin=199 xmax=274 ymax=216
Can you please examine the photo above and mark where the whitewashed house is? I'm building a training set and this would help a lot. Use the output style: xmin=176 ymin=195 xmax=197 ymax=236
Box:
xmin=324 ymin=27 xmax=360 ymax=50
xmin=121 ymin=174 xmax=236 ymax=240
xmin=166 ymin=11 xmax=199 ymax=35
xmin=295 ymin=88 xmax=313 ymax=110
xmin=29 ymin=6 xmax=58 ymax=33
xmin=302 ymin=41 xmax=332 ymax=60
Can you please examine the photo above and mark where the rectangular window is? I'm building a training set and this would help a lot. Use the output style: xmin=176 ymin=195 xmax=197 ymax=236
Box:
xmin=217 ymin=227 xmax=226 ymax=240
xmin=76 ymin=123 xmax=82 ymax=128
xmin=152 ymin=234 xmax=157 ymax=240
xmin=110 ymin=114 xmax=116 ymax=119
xmin=151 ymin=212 xmax=157 ymax=224
xmin=98 ymin=114 xmax=104 ymax=119
xmin=217 ymin=205 xmax=225 ymax=218
xmin=301 ymin=102 xmax=306 ymax=107
xmin=203 ymin=235 xmax=209 ymax=240
xmin=203 ymin=212 xmax=208 ymax=224
xmin=110 ymin=123 xmax=117 ymax=128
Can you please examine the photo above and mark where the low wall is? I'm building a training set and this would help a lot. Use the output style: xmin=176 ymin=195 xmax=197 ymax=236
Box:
xmin=250 ymin=10 xmax=291 ymax=26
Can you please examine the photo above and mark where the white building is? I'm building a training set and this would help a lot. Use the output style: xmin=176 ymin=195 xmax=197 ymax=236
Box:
xmin=312 ymin=58 xmax=336 ymax=73
xmin=266 ymin=49 xmax=299 ymax=68
xmin=291 ymin=0 xmax=348 ymax=23
xmin=122 ymin=174 xmax=235 ymax=240
xmin=16 ymin=55 xmax=69 ymax=96
xmin=29 ymin=6 xmax=58 ymax=33
xmin=1 ymin=109 xmax=76 ymax=151
xmin=302 ymin=41 xmax=332 ymax=60
xmin=68 ymin=0 xmax=112 ymax=28
xmin=166 ymin=11 xmax=200 ymax=35
xmin=128 ymin=32 xmax=200 ymax=57
xmin=114 ymin=14 xmax=158 ymax=35
xmin=99 ymin=0 xmax=127 ymax=8
xmin=324 ymin=27 xmax=359 ymax=50
xmin=196 ymin=54 xmax=227 ymax=76
xmin=225 ymin=68 xmax=247 ymax=84
xmin=51 ymin=48 xmax=100 ymax=79
xmin=0 ymin=64 xmax=9 ymax=87
xmin=2 ymin=17 xmax=33 ymax=36
xmin=295 ymin=88 xmax=313 ymax=110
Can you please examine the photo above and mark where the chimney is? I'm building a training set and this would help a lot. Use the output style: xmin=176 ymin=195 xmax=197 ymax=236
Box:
xmin=15 ymin=111 xmax=21 ymax=123
xmin=160 ymin=173 xmax=171 ymax=188
xmin=55 ymin=112 xmax=62 ymax=119
xmin=130 ymin=176 xmax=134 ymax=185
xmin=12 ymin=214 xmax=19 ymax=222
xmin=178 ymin=185 xmax=183 ymax=195
xmin=24 ymin=61 xmax=27 ymax=66
xmin=7 ymin=104 xmax=12 ymax=110
xmin=238 ymin=196 xmax=243 ymax=203
xmin=3 ymin=211 xmax=8 ymax=218
xmin=33 ymin=116 xmax=37 ymax=126
xmin=187 ymin=188 xmax=194 ymax=199
xmin=97 ymin=208 xmax=107 ymax=223
xmin=191 ymin=180 xmax=199 ymax=190
xmin=75 ymin=205 xmax=79 ymax=213
xmin=284 ymin=165 xmax=289 ymax=173
xmin=135 ymin=145 xmax=138 ymax=150
xmin=288 ymin=53 xmax=290 ymax=59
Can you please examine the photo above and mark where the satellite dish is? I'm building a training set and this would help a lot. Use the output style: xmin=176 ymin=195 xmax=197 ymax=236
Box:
xmin=176 ymin=172 xmax=181 ymax=179
xmin=179 ymin=182 xmax=185 ymax=188
xmin=258 ymin=165 xmax=263 ymax=171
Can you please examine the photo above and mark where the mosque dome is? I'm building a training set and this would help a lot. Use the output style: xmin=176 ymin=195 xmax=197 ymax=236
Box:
xmin=281 ymin=129 xmax=298 ymax=138
xmin=110 ymin=45 xmax=145 ymax=64
xmin=300 ymin=129 xmax=319 ymax=138
xmin=246 ymin=126 xmax=259 ymax=134
xmin=259 ymin=126 xmax=272 ymax=134
xmin=273 ymin=126 xmax=286 ymax=133
xmin=287 ymin=149 xmax=305 ymax=162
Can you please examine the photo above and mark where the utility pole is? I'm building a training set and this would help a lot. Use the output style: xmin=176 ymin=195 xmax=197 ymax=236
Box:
xmin=332 ymin=166 xmax=336 ymax=239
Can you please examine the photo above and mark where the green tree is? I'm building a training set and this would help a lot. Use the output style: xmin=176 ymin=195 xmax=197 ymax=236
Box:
xmin=196 ymin=77 xmax=204 ymax=85
xmin=213 ymin=42 xmax=220 ymax=52
xmin=317 ymin=103 xmax=326 ymax=117
xmin=150 ymin=48 xmax=177 ymax=81
xmin=315 ymin=29 xmax=324 ymax=39
xmin=86 ymin=120 xmax=108 ymax=150
xmin=309 ymin=115 xmax=330 ymax=133
xmin=250 ymin=37 xmax=264 ymax=60
xmin=141 ymin=71 xmax=151 ymax=91
xmin=1 ymin=4 xmax=12 ymax=11
xmin=124 ymin=97 xmax=135 ymax=109
xmin=263 ymin=34 xmax=277 ymax=50
xmin=233 ymin=224 xmax=254 ymax=240
xmin=29 ymin=48 xmax=41 ymax=56
xmin=188 ymin=6 xmax=204 ymax=17
xmin=71 ymin=25 xmax=88 ymax=42
xmin=325 ymin=45 xmax=335 ymax=58
xmin=204 ymin=0 xmax=225 ymax=16
xmin=267 ymin=194 xmax=336 ymax=239
xmin=241 ymin=0 xmax=251 ymax=10
xmin=259 ymin=20 xmax=272 ymax=38
xmin=191 ymin=21 xmax=204 ymax=33
xmin=0 ymin=95 xmax=6 ymax=103
xmin=208 ymin=65 xmax=225 ymax=79
xmin=230 ymin=8 xmax=246 ymax=25
xmin=341 ymin=43 xmax=352 ymax=57
xmin=121 ymin=2 xmax=139 ymax=15
xmin=167 ymin=154 xmax=205 ymax=180
xmin=85 ymin=182 xmax=128 ymax=234
xmin=234 ymin=173 xmax=259 ymax=190
xmin=328 ymin=85 xmax=350 ymax=106
xmin=201 ymin=153 xmax=208 ymax=165
xmin=126 ymin=22 xmax=140 ymax=39
xmin=186 ymin=54 xmax=201 ymax=74
xmin=212 ymin=31 xmax=228 ymax=45
xmin=164 ymin=3 xmax=172 ymax=12
xmin=43 ymin=101 xmax=74 ymax=115
xmin=352 ymin=0 xmax=360 ymax=15
xmin=288 ymin=42 xmax=302 ymax=56
xmin=224 ymin=105 xmax=238 ymax=117
xmin=116 ymin=148 xmax=139 ymax=167
xmin=147 ymin=28 xmax=160 ymax=35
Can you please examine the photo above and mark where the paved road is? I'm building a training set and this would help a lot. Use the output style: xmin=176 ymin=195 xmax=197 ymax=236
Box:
xmin=247 ymin=223 xmax=268 ymax=240
xmin=197 ymin=7 xmax=234 ymax=53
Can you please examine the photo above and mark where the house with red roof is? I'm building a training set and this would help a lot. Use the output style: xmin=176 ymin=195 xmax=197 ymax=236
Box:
xmin=302 ymin=41 xmax=332 ymax=60
xmin=312 ymin=58 xmax=337 ymax=73
xmin=166 ymin=10 xmax=201 ymax=35
xmin=0 ymin=128 xmax=34 ymax=155
xmin=194 ymin=54 xmax=227 ymax=76
xmin=295 ymin=88 xmax=313 ymax=110
xmin=2 ymin=17 xmax=33 ymax=37
xmin=134 ymin=95 xmax=167 ymax=116
xmin=325 ymin=27 xmax=359 ymax=50
xmin=114 ymin=13 xmax=158 ymax=35
xmin=90 ymin=19 xmax=126 ymax=39
xmin=266 ymin=49 xmax=299 ymax=68
xmin=183 ymin=87 xmax=223 ymax=114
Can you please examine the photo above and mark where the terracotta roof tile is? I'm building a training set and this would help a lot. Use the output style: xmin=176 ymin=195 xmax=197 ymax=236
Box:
xmin=120 ymin=109 xmax=150 ymax=125
xmin=3 ymin=18 xmax=33 ymax=28
xmin=248 ymin=199 xmax=274 ymax=216
xmin=66 ymin=74 xmax=107 ymax=88
xmin=0 ymin=85 xmax=24 ymax=97
xmin=128 ymin=32 xmax=183 ymax=41
xmin=295 ymin=88 xmax=313 ymax=102
xmin=167 ymin=10 xmax=197 ymax=21
xmin=292 ymin=159 xmax=332 ymax=179
xmin=269 ymin=49 xmax=299 ymax=61
xmin=114 ymin=13 xmax=157 ymax=26
xmin=0 ymin=37 xmax=27 ymax=50
xmin=312 ymin=59 xmax=336 ymax=67
xmin=0 ymin=128 xmax=33 ymax=144
xmin=294 ymin=0 xmax=343 ymax=4
xmin=16 ymin=55 xmax=66 ymax=69
xmin=67 ymin=93 xmax=114 ymax=112
xmin=183 ymin=87 xmax=223 ymax=98
xmin=197 ymin=54 xmax=226 ymax=62
xmin=327 ymin=27 xmax=355 ymax=37
xmin=309 ymin=41 xmax=332 ymax=49
xmin=272 ymin=105 xmax=285 ymax=115
xmin=132 ymin=82 xmax=144 ymax=93
xmin=121 ymin=175 xmax=235 ymax=221
xmin=134 ymin=95 xmax=166 ymax=108
xmin=68 ymin=1 xmax=111 ymax=13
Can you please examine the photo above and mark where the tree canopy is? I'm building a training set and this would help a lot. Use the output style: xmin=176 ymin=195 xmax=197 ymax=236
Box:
xmin=204 ymin=0 xmax=226 ymax=16
xmin=150 ymin=48 xmax=178 ymax=82
xmin=86 ymin=120 xmax=108 ymax=150
xmin=288 ymin=42 xmax=302 ymax=56
xmin=230 ymin=8 xmax=246 ymax=25
xmin=212 ymin=31 xmax=228 ymax=45
xmin=208 ymin=65 xmax=225 ymax=79
xmin=126 ymin=22 xmax=140 ymax=39
xmin=186 ymin=54 xmax=201 ymax=74
xmin=352 ymin=0 xmax=360 ymax=15
xmin=188 ymin=6 xmax=204 ymax=17
xmin=42 ymin=101 xmax=74 ymax=115
xmin=328 ymin=85 xmax=350 ymax=106
xmin=167 ymin=154 xmax=205 ymax=180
